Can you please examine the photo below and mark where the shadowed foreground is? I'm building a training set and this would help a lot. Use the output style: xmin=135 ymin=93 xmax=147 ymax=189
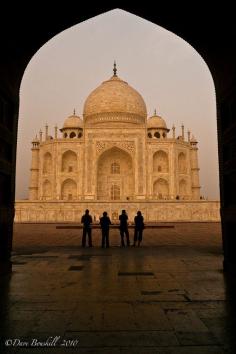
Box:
xmin=1 ymin=222 xmax=236 ymax=353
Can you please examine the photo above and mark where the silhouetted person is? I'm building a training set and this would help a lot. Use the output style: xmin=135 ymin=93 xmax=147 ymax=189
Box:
xmin=100 ymin=211 xmax=111 ymax=248
xmin=133 ymin=211 xmax=145 ymax=247
xmin=81 ymin=209 xmax=93 ymax=247
xmin=119 ymin=210 xmax=130 ymax=247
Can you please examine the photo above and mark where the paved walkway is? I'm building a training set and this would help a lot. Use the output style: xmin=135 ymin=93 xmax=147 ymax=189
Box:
xmin=1 ymin=222 xmax=236 ymax=353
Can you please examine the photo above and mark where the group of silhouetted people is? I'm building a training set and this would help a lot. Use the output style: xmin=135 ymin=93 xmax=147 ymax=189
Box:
xmin=81 ymin=209 xmax=145 ymax=248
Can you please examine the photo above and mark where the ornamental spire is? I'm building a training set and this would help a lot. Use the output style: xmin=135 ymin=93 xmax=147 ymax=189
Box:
xmin=45 ymin=123 xmax=48 ymax=140
xmin=113 ymin=60 xmax=117 ymax=77
xmin=181 ymin=124 xmax=185 ymax=140
xmin=154 ymin=109 xmax=157 ymax=116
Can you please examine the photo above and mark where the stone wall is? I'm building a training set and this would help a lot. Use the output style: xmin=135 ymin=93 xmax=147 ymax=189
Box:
xmin=14 ymin=200 xmax=220 ymax=223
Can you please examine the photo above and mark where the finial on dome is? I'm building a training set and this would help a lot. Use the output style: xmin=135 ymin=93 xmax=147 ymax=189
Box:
xmin=73 ymin=109 xmax=76 ymax=115
xmin=113 ymin=60 xmax=117 ymax=77
xmin=154 ymin=109 xmax=157 ymax=116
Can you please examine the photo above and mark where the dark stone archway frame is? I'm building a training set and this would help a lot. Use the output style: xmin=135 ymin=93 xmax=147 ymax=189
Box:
xmin=0 ymin=5 xmax=235 ymax=273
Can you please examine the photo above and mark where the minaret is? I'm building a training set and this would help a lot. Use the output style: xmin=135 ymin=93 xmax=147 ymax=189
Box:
xmin=187 ymin=130 xmax=191 ymax=142
xmin=45 ymin=123 xmax=48 ymax=141
xmin=172 ymin=125 xmax=176 ymax=139
xmin=54 ymin=125 xmax=58 ymax=139
xmin=181 ymin=124 xmax=185 ymax=140
xmin=29 ymin=135 xmax=40 ymax=200
xmin=190 ymin=135 xmax=201 ymax=199
xmin=39 ymin=129 xmax=43 ymax=142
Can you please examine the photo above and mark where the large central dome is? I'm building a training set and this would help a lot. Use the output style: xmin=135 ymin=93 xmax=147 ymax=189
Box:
xmin=83 ymin=65 xmax=147 ymax=125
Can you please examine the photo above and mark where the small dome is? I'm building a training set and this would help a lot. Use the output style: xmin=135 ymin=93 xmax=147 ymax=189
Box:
xmin=32 ymin=136 xmax=39 ymax=143
xmin=147 ymin=112 xmax=168 ymax=130
xmin=190 ymin=135 xmax=198 ymax=143
xmin=62 ymin=114 xmax=83 ymax=129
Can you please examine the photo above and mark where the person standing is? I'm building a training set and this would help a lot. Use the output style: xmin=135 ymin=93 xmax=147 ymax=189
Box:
xmin=99 ymin=211 xmax=112 ymax=248
xmin=81 ymin=209 xmax=93 ymax=247
xmin=133 ymin=211 xmax=145 ymax=247
xmin=119 ymin=210 xmax=130 ymax=247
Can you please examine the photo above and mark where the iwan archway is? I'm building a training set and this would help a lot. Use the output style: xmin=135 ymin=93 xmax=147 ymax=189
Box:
xmin=0 ymin=6 xmax=235 ymax=273
xmin=97 ymin=147 xmax=134 ymax=201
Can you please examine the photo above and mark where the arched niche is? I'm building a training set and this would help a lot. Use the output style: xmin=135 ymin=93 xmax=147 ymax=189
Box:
xmin=42 ymin=179 xmax=52 ymax=200
xmin=43 ymin=152 xmax=52 ymax=174
xmin=179 ymin=179 xmax=187 ymax=197
xmin=61 ymin=150 xmax=77 ymax=173
xmin=178 ymin=152 xmax=187 ymax=173
xmin=153 ymin=178 xmax=169 ymax=199
xmin=153 ymin=150 xmax=169 ymax=173
xmin=69 ymin=132 xmax=76 ymax=138
xmin=97 ymin=147 xmax=133 ymax=200
xmin=61 ymin=178 xmax=77 ymax=200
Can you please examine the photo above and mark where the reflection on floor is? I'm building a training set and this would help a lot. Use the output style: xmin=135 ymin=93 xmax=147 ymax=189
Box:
xmin=1 ymin=222 xmax=236 ymax=353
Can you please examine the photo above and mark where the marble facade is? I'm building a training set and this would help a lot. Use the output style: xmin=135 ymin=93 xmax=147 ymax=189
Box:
xmin=15 ymin=65 xmax=219 ymax=222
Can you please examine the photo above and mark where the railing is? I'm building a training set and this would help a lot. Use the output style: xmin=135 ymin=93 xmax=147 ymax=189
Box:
xmin=56 ymin=223 xmax=175 ymax=229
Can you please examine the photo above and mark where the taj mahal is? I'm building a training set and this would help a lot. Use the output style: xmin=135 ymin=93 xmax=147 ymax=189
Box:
xmin=15 ymin=64 xmax=220 ymax=223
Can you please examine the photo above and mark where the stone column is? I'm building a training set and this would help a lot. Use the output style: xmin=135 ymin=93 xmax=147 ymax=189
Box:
xmin=87 ymin=138 xmax=92 ymax=194
xmin=142 ymin=131 xmax=147 ymax=198
xmin=79 ymin=143 xmax=84 ymax=199
xmin=91 ymin=141 xmax=96 ymax=197
xmin=147 ymin=145 xmax=153 ymax=198
xmin=169 ymin=143 xmax=175 ymax=199
xmin=29 ymin=138 xmax=40 ymax=200
xmin=56 ymin=151 xmax=62 ymax=200
xmin=54 ymin=141 xmax=58 ymax=200
xmin=84 ymin=132 xmax=95 ymax=199
xmin=138 ymin=138 xmax=144 ymax=195
xmin=190 ymin=137 xmax=200 ymax=199
xmin=134 ymin=141 xmax=138 ymax=197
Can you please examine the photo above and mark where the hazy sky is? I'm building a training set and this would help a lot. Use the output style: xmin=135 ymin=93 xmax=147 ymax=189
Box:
xmin=16 ymin=9 xmax=220 ymax=200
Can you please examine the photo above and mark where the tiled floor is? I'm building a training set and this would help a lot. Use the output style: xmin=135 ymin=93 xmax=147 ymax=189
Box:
xmin=1 ymin=222 xmax=236 ymax=353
